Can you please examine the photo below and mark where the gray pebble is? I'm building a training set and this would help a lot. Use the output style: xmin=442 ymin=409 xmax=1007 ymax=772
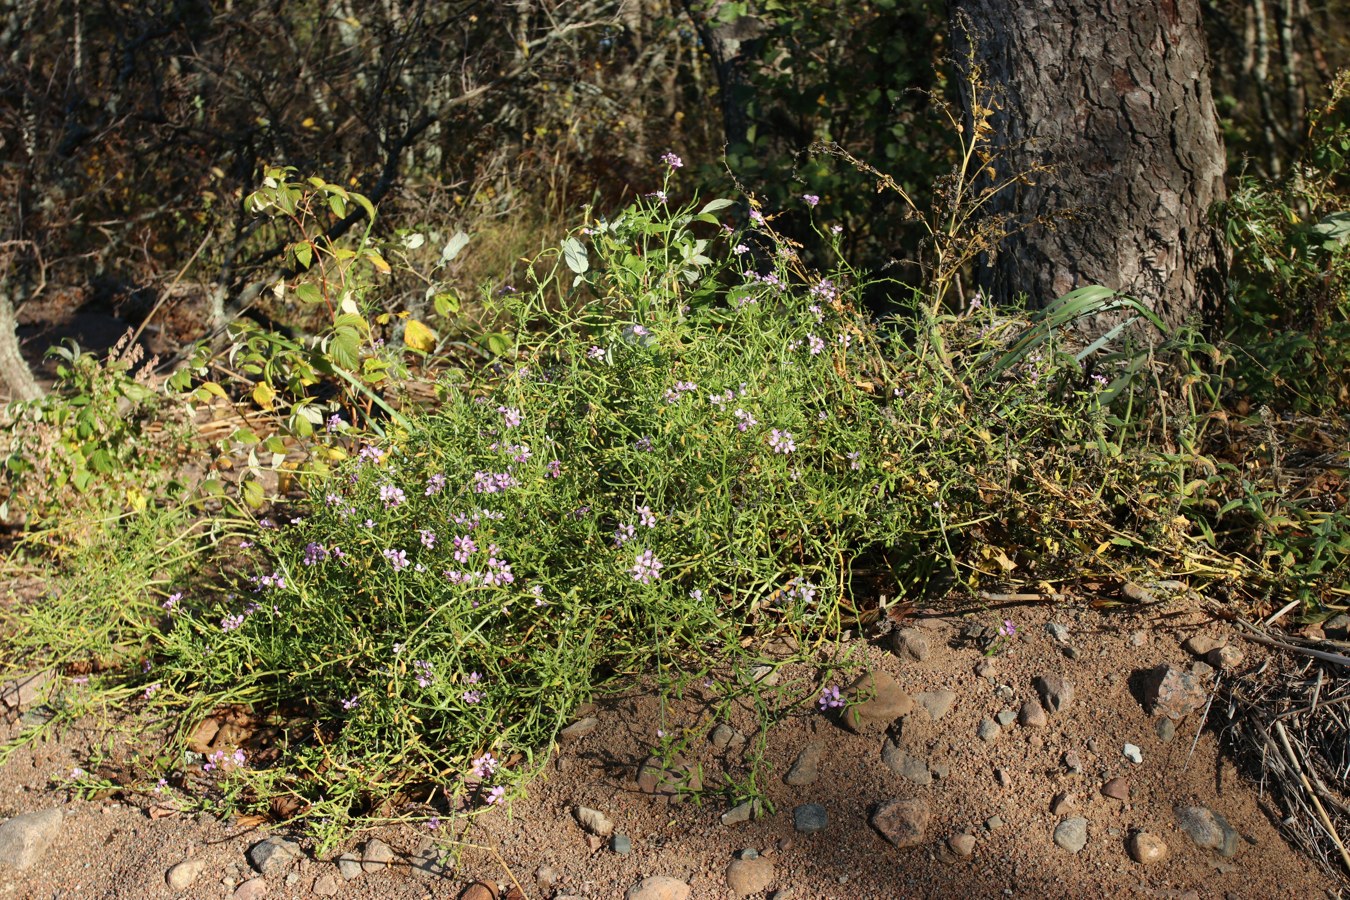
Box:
xmin=793 ymin=803 xmax=828 ymax=834
xmin=977 ymin=718 xmax=1002 ymax=742
xmin=1155 ymin=718 xmax=1176 ymax=743
xmin=995 ymin=709 xmax=1016 ymax=728
xmin=246 ymin=836 xmax=302 ymax=877
xmin=1053 ymin=817 xmax=1089 ymax=853
xmin=784 ymin=742 xmax=823 ymax=786
xmin=611 ymin=833 xmax=632 ymax=856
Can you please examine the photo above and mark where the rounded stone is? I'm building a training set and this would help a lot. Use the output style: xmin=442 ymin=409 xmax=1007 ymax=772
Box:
xmin=626 ymin=875 xmax=692 ymax=900
xmin=1127 ymin=831 xmax=1169 ymax=865
xmin=871 ymin=798 xmax=930 ymax=848
xmin=1054 ymin=817 xmax=1089 ymax=853
xmin=166 ymin=857 xmax=206 ymax=891
xmin=948 ymin=833 xmax=977 ymax=857
xmin=726 ymin=856 xmax=775 ymax=898
xmin=1101 ymin=777 xmax=1130 ymax=801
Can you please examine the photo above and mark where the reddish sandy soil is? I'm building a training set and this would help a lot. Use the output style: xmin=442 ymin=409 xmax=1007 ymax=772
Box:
xmin=0 ymin=598 xmax=1343 ymax=900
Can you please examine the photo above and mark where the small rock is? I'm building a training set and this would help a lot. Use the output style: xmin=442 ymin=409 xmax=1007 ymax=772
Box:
xmin=1207 ymin=646 xmax=1244 ymax=670
xmin=995 ymin=768 xmax=1011 ymax=788
xmin=1064 ymin=646 xmax=1081 ymax=660
xmin=636 ymin=756 xmax=702 ymax=799
xmin=0 ymin=670 xmax=54 ymax=712
xmin=871 ymin=798 xmax=930 ymax=848
xmin=995 ymin=709 xmax=1017 ymax=728
xmin=574 ymin=806 xmax=614 ymax=837
xmin=233 ymin=878 xmax=268 ymax=900
xmin=1050 ymin=792 xmax=1076 ymax=815
xmin=1122 ymin=581 xmax=1155 ymax=603
xmin=1033 ymin=675 xmax=1075 ymax=714
xmin=726 ymin=856 xmax=775 ymax=898
xmin=1053 ymin=817 xmax=1089 ymax=853
xmin=0 ymin=808 xmax=63 ymax=871
xmin=1147 ymin=666 xmax=1207 ymax=719
xmin=1174 ymin=805 xmax=1240 ymax=857
xmin=947 ymin=833 xmax=976 ymax=857
xmin=842 ymin=671 xmax=914 ymax=734
xmin=721 ymin=799 xmax=761 ymax=826
xmin=626 ymin=875 xmax=692 ymax=900
xmin=1155 ymin=718 xmax=1177 ymax=743
xmin=1129 ymin=630 xmax=1148 ymax=647
xmin=749 ymin=665 xmax=781 ymax=686
xmin=461 ymin=883 xmax=499 ymax=900
xmin=336 ymin=853 xmax=363 ymax=881
xmin=881 ymin=738 xmax=931 ymax=785
xmin=915 ymin=689 xmax=957 ymax=721
xmin=1101 ymin=777 xmax=1130 ymax=801
xmin=361 ymin=838 xmax=396 ymax=873
xmin=1191 ymin=660 xmax=1215 ymax=678
xmin=1324 ymin=613 xmax=1350 ymax=638
xmin=167 ymin=856 xmax=207 ymax=890
xmin=929 ymin=761 xmax=951 ymax=780
xmin=536 ymin=866 xmax=560 ymax=891
xmin=1183 ymin=635 xmax=1225 ymax=657
xmin=1046 ymin=623 xmax=1071 ymax=644
xmin=1123 ymin=743 xmax=1143 ymax=764
xmin=994 ymin=684 xmax=1015 ymax=703
xmin=984 ymin=815 xmax=1004 ymax=831
xmin=246 ymin=837 xmax=302 ymax=877
xmin=1087 ymin=737 xmax=1099 ymax=754
xmin=1017 ymin=700 xmax=1047 ymax=728
xmin=736 ymin=848 xmax=758 ymax=860
xmin=1127 ymin=831 xmax=1169 ymax=865
xmin=711 ymin=724 xmax=743 ymax=751
xmin=977 ymin=718 xmax=1001 ymax=742
xmin=891 ymin=628 xmax=932 ymax=662
xmin=612 ymin=833 xmax=633 ymax=856
xmin=559 ymin=717 xmax=599 ymax=742
xmin=313 ymin=873 xmax=340 ymax=896
xmin=286 ymin=872 xmax=300 ymax=886
xmin=974 ymin=659 xmax=997 ymax=679
xmin=785 ymin=742 xmax=822 ymax=786
xmin=793 ymin=804 xmax=828 ymax=834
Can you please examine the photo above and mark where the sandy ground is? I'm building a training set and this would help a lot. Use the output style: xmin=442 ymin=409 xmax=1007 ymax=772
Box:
xmin=0 ymin=598 xmax=1343 ymax=900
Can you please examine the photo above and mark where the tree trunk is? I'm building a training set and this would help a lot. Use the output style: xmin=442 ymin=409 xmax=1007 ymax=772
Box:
xmin=0 ymin=292 xmax=42 ymax=402
xmin=680 ymin=0 xmax=767 ymax=151
xmin=950 ymin=0 xmax=1229 ymax=334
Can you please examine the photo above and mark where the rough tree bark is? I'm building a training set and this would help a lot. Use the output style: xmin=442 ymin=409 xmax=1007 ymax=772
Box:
xmin=950 ymin=0 xmax=1229 ymax=334
xmin=0 ymin=292 xmax=42 ymax=402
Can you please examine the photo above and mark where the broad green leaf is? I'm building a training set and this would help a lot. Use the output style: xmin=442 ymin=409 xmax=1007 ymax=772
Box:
xmin=294 ymin=241 xmax=313 ymax=269
xmin=295 ymin=283 xmax=323 ymax=304
xmin=562 ymin=237 xmax=589 ymax=274
xmin=241 ymin=479 xmax=265 ymax=509
xmin=698 ymin=198 xmax=735 ymax=215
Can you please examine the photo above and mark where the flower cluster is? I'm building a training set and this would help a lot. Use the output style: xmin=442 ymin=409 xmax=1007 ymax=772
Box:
xmin=473 ymin=470 xmax=519 ymax=494
xmin=769 ymin=429 xmax=796 ymax=454
xmin=630 ymin=548 xmax=663 ymax=584
xmin=379 ymin=483 xmax=406 ymax=507
xmin=383 ymin=548 xmax=409 ymax=572
xmin=818 ymin=685 xmax=845 ymax=711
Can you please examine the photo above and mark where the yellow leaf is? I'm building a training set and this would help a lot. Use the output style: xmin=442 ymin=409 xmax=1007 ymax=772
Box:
xmin=404 ymin=319 xmax=437 ymax=353
xmin=252 ymin=381 xmax=277 ymax=409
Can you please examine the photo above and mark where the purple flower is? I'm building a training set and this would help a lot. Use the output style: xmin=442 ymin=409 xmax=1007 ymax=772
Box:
xmin=471 ymin=753 xmax=497 ymax=779
xmin=326 ymin=413 xmax=345 ymax=433
xmin=462 ymin=689 xmax=484 ymax=704
xmin=734 ymin=409 xmax=758 ymax=432
xmin=847 ymin=450 xmax=862 ymax=471
xmin=802 ymin=193 xmax=820 ymax=207
xmin=630 ymin=548 xmax=663 ymax=584
xmin=303 ymin=542 xmax=327 ymax=566
xmin=733 ymin=243 xmax=749 ymax=255
xmin=425 ymin=473 xmax=447 ymax=496
xmin=221 ymin=613 xmax=246 ymax=633
xmin=383 ymin=548 xmax=410 ymax=572
xmin=830 ymin=224 xmax=843 ymax=234
xmin=769 ymin=429 xmax=796 ymax=454
xmin=818 ymin=685 xmax=844 ymax=711
xmin=413 ymin=659 xmax=434 ymax=688
xmin=632 ymin=324 xmax=650 ymax=337
xmin=143 ymin=682 xmax=161 ymax=700
xmin=486 ymin=785 xmax=506 ymax=805
xmin=660 ymin=151 xmax=683 ymax=169
xmin=634 ymin=436 xmax=654 ymax=452
xmin=614 ymin=523 xmax=636 ymax=547
xmin=587 ymin=345 xmax=605 ymax=359
xmin=358 ymin=444 xmax=385 ymax=464
xmin=1000 ymin=619 xmax=1017 ymax=637
xmin=637 ymin=505 xmax=657 ymax=528
xmin=749 ymin=209 xmax=764 ymax=225
xmin=498 ymin=406 xmax=522 ymax=428
xmin=648 ymin=189 xmax=668 ymax=204
xmin=341 ymin=696 xmax=360 ymax=711
xmin=419 ymin=530 xmax=437 ymax=549
xmin=807 ymin=334 xmax=825 ymax=355
xmin=472 ymin=470 xmax=518 ymax=494
xmin=546 ymin=459 xmax=562 ymax=478
xmin=453 ymin=535 xmax=478 ymax=563
xmin=162 ymin=591 xmax=182 ymax=611
xmin=379 ymin=483 xmax=406 ymax=508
